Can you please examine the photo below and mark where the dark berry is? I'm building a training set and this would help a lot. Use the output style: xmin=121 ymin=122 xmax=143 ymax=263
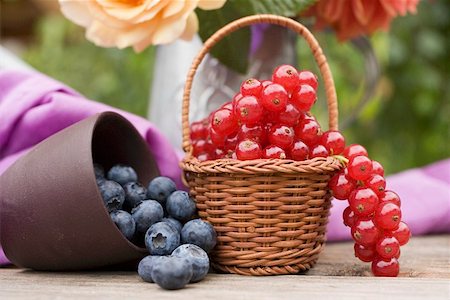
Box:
xmin=93 ymin=163 xmax=104 ymax=180
xmin=123 ymin=182 xmax=147 ymax=211
xmin=145 ymin=222 xmax=180 ymax=255
xmin=147 ymin=176 xmax=177 ymax=207
xmin=138 ymin=255 xmax=159 ymax=283
xmin=166 ymin=191 xmax=197 ymax=222
xmin=161 ymin=217 xmax=183 ymax=233
xmin=98 ymin=180 xmax=125 ymax=212
xmin=151 ymin=256 xmax=193 ymax=290
xmin=172 ymin=244 xmax=210 ymax=283
xmin=110 ymin=210 xmax=136 ymax=240
xmin=131 ymin=200 xmax=164 ymax=233
xmin=181 ymin=219 xmax=217 ymax=253
xmin=107 ymin=164 xmax=138 ymax=186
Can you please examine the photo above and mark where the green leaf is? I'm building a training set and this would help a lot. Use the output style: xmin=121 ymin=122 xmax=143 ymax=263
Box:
xmin=196 ymin=2 xmax=250 ymax=74
xmin=232 ymin=0 xmax=317 ymax=17
xmin=196 ymin=0 xmax=317 ymax=74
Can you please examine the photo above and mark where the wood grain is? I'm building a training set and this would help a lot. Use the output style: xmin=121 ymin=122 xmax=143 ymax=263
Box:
xmin=1 ymin=235 xmax=449 ymax=300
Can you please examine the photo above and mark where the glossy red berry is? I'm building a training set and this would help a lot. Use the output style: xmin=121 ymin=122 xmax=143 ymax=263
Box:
xmin=354 ymin=243 xmax=376 ymax=262
xmin=211 ymin=108 xmax=238 ymax=136
xmin=234 ymin=95 xmax=264 ymax=125
xmin=193 ymin=139 xmax=208 ymax=157
xmin=237 ymin=124 xmax=266 ymax=145
xmin=261 ymin=83 xmax=288 ymax=112
xmin=320 ymin=130 xmax=346 ymax=155
xmin=348 ymin=155 xmax=373 ymax=181
xmin=268 ymin=125 xmax=295 ymax=150
xmin=220 ymin=101 xmax=233 ymax=110
xmin=236 ymin=139 xmax=263 ymax=160
xmin=263 ymin=145 xmax=287 ymax=159
xmin=261 ymin=80 xmax=273 ymax=88
xmin=349 ymin=187 xmax=379 ymax=216
xmin=392 ymin=221 xmax=411 ymax=246
xmin=197 ymin=152 xmax=214 ymax=162
xmin=376 ymin=236 xmax=400 ymax=259
xmin=240 ymin=78 xmax=262 ymax=96
xmin=371 ymin=160 xmax=385 ymax=177
xmin=364 ymin=174 xmax=386 ymax=196
xmin=371 ymin=257 xmax=399 ymax=277
xmin=309 ymin=144 xmax=329 ymax=158
xmin=343 ymin=206 xmax=356 ymax=227
xmin=379 ymin=190 xmax=401 ymax=207
xmin=329 ymin=172 xmax=357 ymax=200
xmin=290 ymin=140 xmax=309 ymax=161
xmin=375 ymin=202 xmax=402 ymax=230
xmin=232 ymin=93 xmax=243 ymax=103
xmin=272 ymin=64 xmax=300 ymax=93
xmin=190 ymin=120 xmax=209 ymax=141
xmin=291 ymin=84 xmax=317 ymax=112
xmin=351 ymin=218 xmax=380 ymax=247
xmin=209 ymin=127 xmax=226 ymax=148
xmin=298 ymin=70 xmax=318 ymax=90
xmin=343 ymin=144 xmax=368 ymax=160
xmin=214 ymin=148 xmax=225 ymax=159
xmin=276 ymin=103 xmax=301 ymax=127
xmin=294 ymin=118 xmax=321 ymax=145
xmin=224 ymin=134 xmax=238 ymax=152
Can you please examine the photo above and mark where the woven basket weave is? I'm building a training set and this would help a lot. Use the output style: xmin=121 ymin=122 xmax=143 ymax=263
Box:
xmin=180 ymin=15 xmax=344 ymax=276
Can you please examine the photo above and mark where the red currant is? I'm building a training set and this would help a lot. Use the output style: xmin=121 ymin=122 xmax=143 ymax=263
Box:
xmin=343 ymin=144 xmax=368 ymax=160
xmin=354 ymin=243 xmax=376 ymax=262
xmin=343 ymin=206 xmax=356 ymax=227
xmin=349 ymin=187 xmax=379 ymax=216
xmin=261 ymin=83 xmax=288 ymax=112
xmin=276 ymin=103 xmax=301 ymax=127
xmin=294 ymin=118 xmax=322 ymax=145
xmin=263 ymin=145 xmax=287 ymax=159
xmin=211 ymin=108 xmax=238 ymax=136
xmin=240 ymin=78 xmax=262 ymax=96
xmin=348 ymin=155 xmax=373 ymax=181
xmin=261 ymin=80 xmax=273 ymax=88
xmin=375 ymin=202 xmax=402 ymax=230
xmin=379 ymin=190 xmax=401 ymax=207
xmin=214 ymin=148 xmax=225 ymax=159
xmin=193 ymin=139 xmax=207 ymax=157
xmin=376 ymin=236 xmax=400 ymax=259
xmin=320 ymin=130 xmax=346 ymax=155
xmin=190 ymin=120 xmax=209 ymax=141
xmin=197 ymin=152 xmax=214 ymax=162
xmin=309 ymin=144 xmax=329 ymax=158
xmin=220 ymin=101 xmax=233 ymax=110
xmin=238 ymin=124 xmax=266 ymax=145
xmin=329 ymin=172 xmax=356 ymax=200
xmin=351 ymin=218 xmax=380 ymax=247
xmin=236 ymin=139 xmax=263 ymax=160
xmin=268 ymin=124 xmax=295 ymax=150
xmin=209 ymin=127 xmax=226 ymax=148
xmin=364 ymin=174 xmax=386 ymax=196
xmin=392 ymin=221 xmax=411 ymax=246
xmin=233 ymin=92 xmax=243 ymax=103
xmin=272 ymin=64 xmax=300 ymax=93
xmin=291 ymin=84 xmax=317 ymax=112
xmin=234 ymin=95 xmax=264 ymax=125
xmin=290 ymin=140 xmax=309 ymax=161
xmin=224 ymin=134 xmax=238 ymax=152
xmin=371 ymin=160 xmax=385 ymax=177
xmin=371 ymin=257 xmax=399 ymax=277
xmin=298 ymin=70 xmax=318 ymax=90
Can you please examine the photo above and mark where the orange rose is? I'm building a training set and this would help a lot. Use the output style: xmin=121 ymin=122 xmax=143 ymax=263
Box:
xmin=59 ymin=0 xmax=226 ymax=52
xmin=307 ymin=0 xmax=419 ymax=41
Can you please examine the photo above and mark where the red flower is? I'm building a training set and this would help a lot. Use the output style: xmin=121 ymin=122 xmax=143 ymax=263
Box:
xmin=307 ymin=0 xmax=419 ymax=41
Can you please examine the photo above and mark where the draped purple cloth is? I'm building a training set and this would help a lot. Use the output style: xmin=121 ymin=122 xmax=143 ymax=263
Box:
xmin=1 ymin=69 xmax=449 ymax=266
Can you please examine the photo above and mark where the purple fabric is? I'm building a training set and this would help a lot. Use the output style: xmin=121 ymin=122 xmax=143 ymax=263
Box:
xmin=0 ymin=70 xmax=449 ymax=266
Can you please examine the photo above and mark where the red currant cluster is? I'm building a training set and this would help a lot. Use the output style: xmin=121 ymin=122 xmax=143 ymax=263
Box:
xmin=189 ymin=65 xmax=346 ymax=161
xmin=329 ymin=144 xmax=411 ymax=277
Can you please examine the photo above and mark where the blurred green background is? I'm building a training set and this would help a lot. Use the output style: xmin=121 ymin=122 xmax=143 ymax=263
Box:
xmin=7 ymin=0 xmax=449 ymax=175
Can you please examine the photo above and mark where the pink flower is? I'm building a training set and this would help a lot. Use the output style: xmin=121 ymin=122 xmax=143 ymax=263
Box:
xmin=59 ymin=0 xmax=226 ymax=52
xmin=307 ymin=0 xmax=419 ymax=41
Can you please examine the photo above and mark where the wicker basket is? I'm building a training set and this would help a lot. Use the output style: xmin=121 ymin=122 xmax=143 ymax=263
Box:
xmin=180 ymin=15 xmax=344 ymax=276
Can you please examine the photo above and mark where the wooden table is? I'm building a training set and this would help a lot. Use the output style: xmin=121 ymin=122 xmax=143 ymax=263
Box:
xmin=1 ymin=235 xmax=449 ymax=299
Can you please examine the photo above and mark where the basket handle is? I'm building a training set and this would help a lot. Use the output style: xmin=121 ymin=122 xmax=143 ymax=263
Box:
xmin=182 ymin=14 xmax=338 ymax=153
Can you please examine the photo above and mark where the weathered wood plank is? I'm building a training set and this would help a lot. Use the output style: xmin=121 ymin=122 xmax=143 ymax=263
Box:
xmin=1 ymin=235 xmax=449 ymax=300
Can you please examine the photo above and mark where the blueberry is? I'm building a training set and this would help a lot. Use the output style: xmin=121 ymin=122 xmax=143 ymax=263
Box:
xmin=131 ymin=200 xmax=164 ymax=233
xmin=93 ymin=163 xmax=104 ymax=179
xmin=110 ymin=210 xmax=135 ymax=240
xmin=166 ymin=191 xmax=196 ymax=222
xmin=161 ymin=217 xmax=182 ymax=233
xmin=151 ymin=256 xmax=193 ymax=290
xmin=147 ymin=176 xmax=177 ymax=206
xmin=138 ymin=255 xmax=160 ymax=283
xmin=107 ymin=164 xmax=138 ymax=186
xmin=145 ymin=222 xmax=180 ymax=255
xmin=181 ymin=219 xmax=217 ymax=253
xmin=172 ymin=244 xmax=209 ymax=283
xmin=123 ymin=182 xmax=147 ymax=211
xmin=98 ymin=180 xmax=125 ymax=212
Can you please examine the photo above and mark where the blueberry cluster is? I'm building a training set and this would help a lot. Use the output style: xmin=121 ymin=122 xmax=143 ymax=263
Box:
xmin=95 ymin=163 xmax=217 ymax=290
